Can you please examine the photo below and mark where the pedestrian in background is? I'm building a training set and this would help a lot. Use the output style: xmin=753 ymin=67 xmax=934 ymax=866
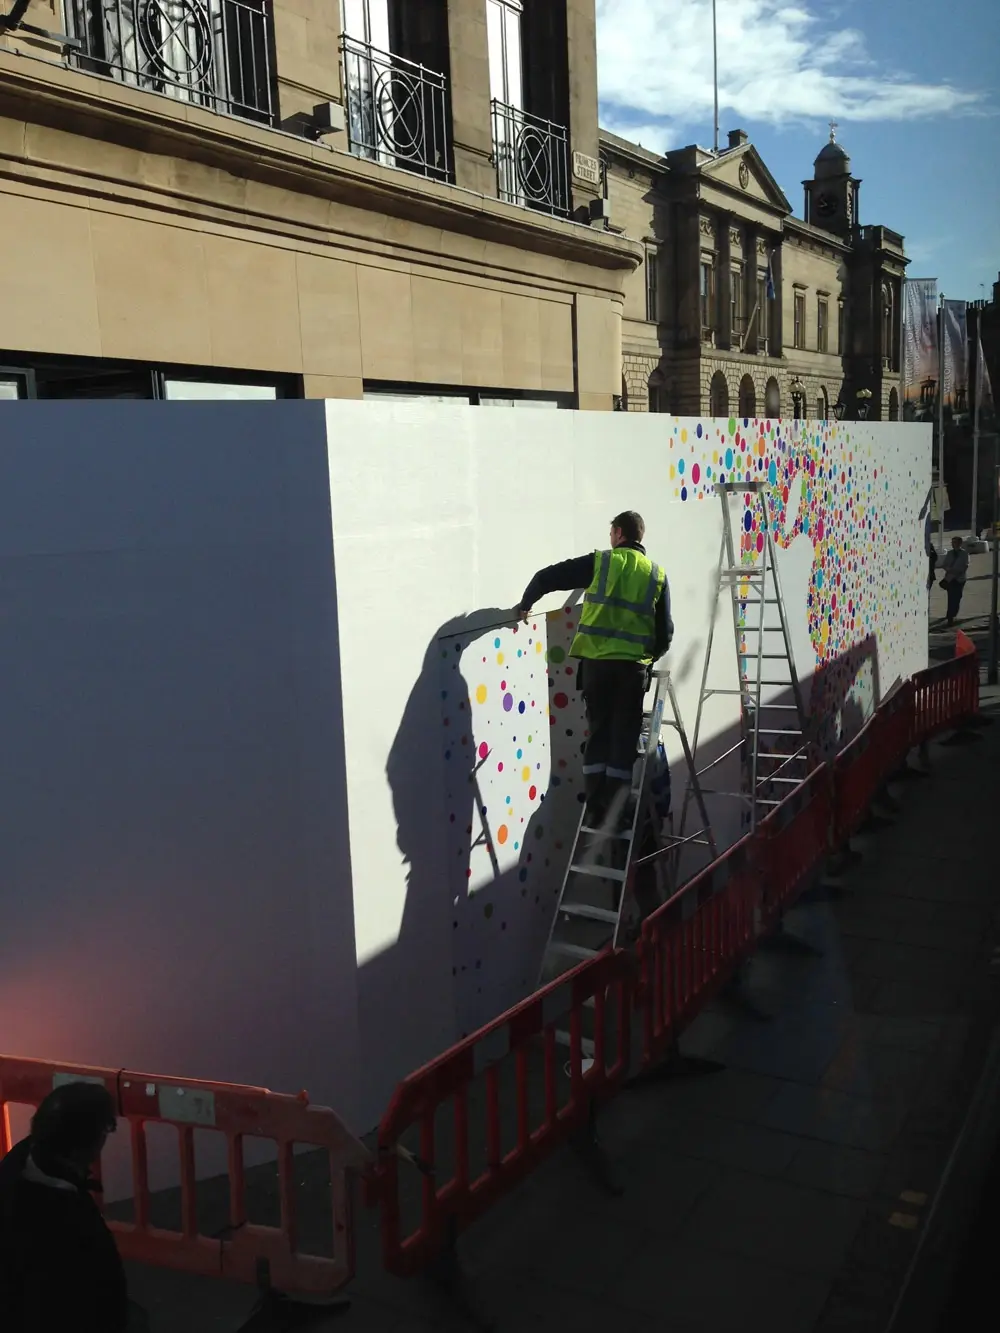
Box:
xmin=940 ymin=536 xmax=969 ymax=626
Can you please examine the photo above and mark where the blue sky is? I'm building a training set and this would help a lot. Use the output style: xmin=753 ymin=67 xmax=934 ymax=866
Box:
xmin=596 ymin=0 xmax=999 ymax=300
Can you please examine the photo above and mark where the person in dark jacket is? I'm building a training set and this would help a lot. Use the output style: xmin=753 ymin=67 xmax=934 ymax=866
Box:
xmin=516 ymin=510 xmax=673 ymax=826
xmin=0 ymin=1080 xmax=144 ymax=1332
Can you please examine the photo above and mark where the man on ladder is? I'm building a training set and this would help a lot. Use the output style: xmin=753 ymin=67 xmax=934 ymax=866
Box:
xmin=515 ymin=510 xmax=673 ymax=829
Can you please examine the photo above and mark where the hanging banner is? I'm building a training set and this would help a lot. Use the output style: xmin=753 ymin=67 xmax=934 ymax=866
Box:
xmin=942 ymin=299 xmax=968 ymax=412
xmin=902 ymin=278 xmax=938 ymax=418
xmin=976 ymin=329 xmax=995 ymax=419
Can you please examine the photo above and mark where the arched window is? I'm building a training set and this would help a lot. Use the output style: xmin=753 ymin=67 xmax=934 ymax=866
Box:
xmin=648 ymin=369 xmax=665 ymax=414
xmin=764 ymin=377 xmax=781 ymax=419
xmin=881 ymin=283 xmax=894 ymax=365
xmin=817 ymin=388 xmax=829 ymax=420
xmin=888 ymin=387 xmax=899 ymax=421
xmin=738 ymin=374 xmax=756 ymax=419
xmin=709 ymin=370 xmax=729 ymax=416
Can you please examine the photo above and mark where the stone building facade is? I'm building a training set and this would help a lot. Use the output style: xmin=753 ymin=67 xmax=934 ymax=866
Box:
xmin=0 ymin=0 xmax=638 ymax=405
xmin=601 ymin=125 xmax=907 ymax=420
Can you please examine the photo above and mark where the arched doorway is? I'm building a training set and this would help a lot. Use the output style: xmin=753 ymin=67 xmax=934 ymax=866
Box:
xmin=738 ymin=374 xmax=756 ymax=418
xmin=817 ymin=387 xmax=829 ymax=420
xmin=888 ymin=387 xmax=899 ymax=421
xmin=648 ymin=369 xmax=666 ymax=413
xmin=709 ymin=370 xmax=729 ymax=417
xmin=764 ymin=377 xmax=781 ymax=419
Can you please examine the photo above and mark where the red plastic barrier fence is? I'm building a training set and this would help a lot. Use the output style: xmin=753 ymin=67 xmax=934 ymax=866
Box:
xmin=911 ymin=651 xmax=979 ymax=743
xmin=831 ymin=712 xmax=886 ymax=847
xmin=757 ymin=764 xmax=833 ymax=933
xmin=637 ymin=834 xmax=761 ymax=1073
xmin=0 ymin=1055 xmax=369 ymax=1298
xmin=878 ymin=680 xmax=916 ymax=778
xmin=370 ymin=947 xmax=632 ymax=1277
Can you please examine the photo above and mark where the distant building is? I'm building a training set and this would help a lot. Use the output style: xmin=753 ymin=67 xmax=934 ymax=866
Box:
xmin=0 ymin=0 xmax=637 ymax=406
xmin=601 ymin=125 xmax=907 ymax=421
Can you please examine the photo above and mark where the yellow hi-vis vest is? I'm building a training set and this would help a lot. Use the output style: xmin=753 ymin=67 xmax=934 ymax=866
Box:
xmin=570 ymin=548 xmax=665 ymax=664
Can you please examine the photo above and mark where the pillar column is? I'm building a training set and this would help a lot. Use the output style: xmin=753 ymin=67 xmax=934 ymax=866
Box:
xmin=447 ymin=0 xmax=497 ymax=196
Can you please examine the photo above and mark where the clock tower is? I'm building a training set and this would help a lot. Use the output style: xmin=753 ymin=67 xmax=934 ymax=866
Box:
xmin=803 ymin=124 xmax=860 ymax=237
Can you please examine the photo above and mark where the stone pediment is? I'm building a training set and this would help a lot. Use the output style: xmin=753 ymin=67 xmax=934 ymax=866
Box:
xmin=702 ymin=146 xmax=791 ymax=214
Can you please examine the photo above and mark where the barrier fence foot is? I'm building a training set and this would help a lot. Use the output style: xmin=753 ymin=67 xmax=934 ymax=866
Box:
xmin=721 ymin=968 xmax=774 ymax=1023
xmin=762 ymin=920 xmax=824 ymax=958
xmin=941 ymin=725 xmax=985 ymax=747
xmin=626 ymin=1047 xmax=726 ymax=1090
xmin=892 ymin=760 xmax=930 ymax=782
xmin=428 ymin=1216 xmax=496 ymax=1333
xmin=570 ymin=1100 xmax=623 ymax=1199
xmin=236 ymin=1290 xmax=350 ymax=1331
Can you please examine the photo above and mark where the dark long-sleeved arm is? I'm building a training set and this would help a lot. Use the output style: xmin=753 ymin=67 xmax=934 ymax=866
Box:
xmin=519 ymin=553 xmax=595 ymax=612
xmin=653 ymin=576 xmax=674 ymax=660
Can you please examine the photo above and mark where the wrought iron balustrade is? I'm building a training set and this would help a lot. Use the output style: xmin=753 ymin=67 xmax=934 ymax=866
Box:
xmin=64 ymin=0 xmax=275 ymax=124
xmin=340 ymin=35 xmax=450 ymax=182
xmin=491 ymin=99 xmax=569 ymax=218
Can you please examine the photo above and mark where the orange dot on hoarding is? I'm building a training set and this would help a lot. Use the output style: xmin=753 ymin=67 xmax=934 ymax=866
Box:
xmin=497 ymin=825 xmax=509 ymax=845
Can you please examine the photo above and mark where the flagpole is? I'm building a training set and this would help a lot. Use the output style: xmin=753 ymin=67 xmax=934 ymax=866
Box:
xmin=972 ymin=322 xmax=981 ymax=539
xmin=937 ymin=293 xmax=946 ymax=561
xmin=712 ymin=0 xmax=719 ymax=153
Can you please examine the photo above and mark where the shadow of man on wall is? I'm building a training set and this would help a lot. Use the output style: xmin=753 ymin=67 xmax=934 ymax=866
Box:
xmin=363 ymin=609 xmax=584 ymax=1114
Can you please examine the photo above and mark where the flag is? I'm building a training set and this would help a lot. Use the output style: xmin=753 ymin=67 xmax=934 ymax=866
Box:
xmin=765 ymin=256 xmax=775 ymax=301
xmin=941 ymin=299 xmax=968 ymax=411
xmin=976 ymin=328 xmax=994 ymax=419
xmin=902 ymin=278 xmax=938 ymax=417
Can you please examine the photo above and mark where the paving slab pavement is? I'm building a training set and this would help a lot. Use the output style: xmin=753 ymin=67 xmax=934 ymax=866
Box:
xmin=122 ymin=631 xmax=1000 ymax=1332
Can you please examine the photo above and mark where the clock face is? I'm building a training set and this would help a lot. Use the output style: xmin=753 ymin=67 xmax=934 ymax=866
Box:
xmin=817 ymin=193 xmax=839 ymax=217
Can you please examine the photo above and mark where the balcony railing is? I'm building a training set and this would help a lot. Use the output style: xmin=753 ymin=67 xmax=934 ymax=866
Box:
xmin=64 ymin=0 xmax=276 ymax=124
xmin=341 ymin=35 xmax=450 ymax=182
xmin=491 ymin=100 xmax=569 ymax=218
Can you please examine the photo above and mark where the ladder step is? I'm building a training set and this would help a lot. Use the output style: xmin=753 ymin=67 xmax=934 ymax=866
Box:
xmin=548 ymin=941 xmax=600 ymax=962
xmin=754 ymin=703 xmax=800 ymax=710
xmin=569 ymin=863 xmax=627 ymax=883
xmin=757 ymin=727 xmax=804 ymax=735
xmin=580 ymin=825 xmax=632 ymax=841
xmin=761 ymin=776 xmax=805 ymax=785
xmin=559 ymin=902 xmax=619 ymax=924
xmin=722 ymin=568 xmax=765 ymax=578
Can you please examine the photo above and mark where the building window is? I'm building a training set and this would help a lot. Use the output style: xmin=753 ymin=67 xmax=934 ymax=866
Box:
xmin=793 ymin=292 xmax=806 ymax=350
xmin=731 ymin=265 xmax=744 ymax=342
xmin=838 ymin=301 xmax=846 ymax=355
xmin=489 ymin=0 xmax=570 ymax=216
xmin=65 ymin=0 xmax=276 ymax=124
xmin=341 ymin=0 xmax=452 ymax=182
xmin=756 ymin=271 xmax=769 ymax=350
xmin=817 ymin=388 xmax=829 ymax=420
xmin=817 ymin=298 xmax=829 ymax=354
xmin=700 ymin=260 xmax=715 ymax=332
xmin=648 ymin=370 xmax=666 ymax=413
xmin=738 ymin=374 xmax=756 ymax=418
xmin=645 ymin=248 xmax=659 ymax=323
xmin=709 ymin=370 xmax=729 ymax=416
xmin=888 ymin=387 xmax=899 ymax=421
xmin=764 ymin=377 xmax=781 ymax=418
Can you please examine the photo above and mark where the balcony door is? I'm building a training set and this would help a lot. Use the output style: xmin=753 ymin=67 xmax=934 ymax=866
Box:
xmin=342 ymin=0 xmax=450 ymax=179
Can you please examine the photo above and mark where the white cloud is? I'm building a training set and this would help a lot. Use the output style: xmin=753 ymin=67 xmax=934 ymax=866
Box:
xmin=597 ymin=0 xmax=987 ymax=140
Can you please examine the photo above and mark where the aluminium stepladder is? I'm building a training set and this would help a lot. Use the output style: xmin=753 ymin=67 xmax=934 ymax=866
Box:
xmin=538 ymin=667 xmax=717 ymax=1059
xmin=681 ymin=481 xmax=811 ymax=837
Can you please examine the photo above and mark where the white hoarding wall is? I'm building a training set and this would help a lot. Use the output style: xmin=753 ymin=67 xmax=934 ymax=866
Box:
xmin=0 ymin=400 xmax=930 ymax=1149
xmin=0 ymin=403 xmax=361 ymax=1170
xmin=326 ymin=403 xmax=930 ymax=1121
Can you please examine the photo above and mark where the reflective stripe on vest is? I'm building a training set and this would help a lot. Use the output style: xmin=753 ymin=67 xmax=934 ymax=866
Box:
xmin=570 ymin=548 xmax=664 ymax=663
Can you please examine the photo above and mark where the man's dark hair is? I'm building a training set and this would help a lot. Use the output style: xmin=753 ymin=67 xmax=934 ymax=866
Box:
xmin=611 ymin=511 xmax=645 ymax=545
xmin=31 ymin=1083 xmax=116 ymax=1161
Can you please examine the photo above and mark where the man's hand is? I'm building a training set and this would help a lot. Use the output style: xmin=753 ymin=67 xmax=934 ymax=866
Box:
xmin=515 ymin=604 xmax=531 ymax=625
